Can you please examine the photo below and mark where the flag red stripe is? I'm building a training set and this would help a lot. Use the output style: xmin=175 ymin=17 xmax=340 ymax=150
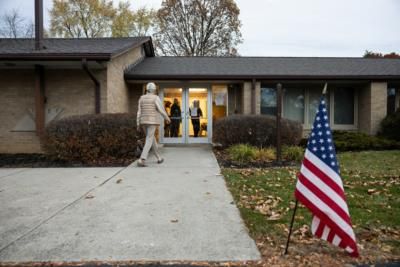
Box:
xmin=327 ymin=230 xmax=335 ymax=243
xmin=295 ymin=189 xmax=359 ymax=257
xmin=298 ymin=173 xmax=351 ymax=224
xmin=315 ymin=220 xmax=324 ymax=237
xmin=339 ymin=239 xmax=346 ymax=248
xmin=303 ymin=157 xmax=346 ymax=200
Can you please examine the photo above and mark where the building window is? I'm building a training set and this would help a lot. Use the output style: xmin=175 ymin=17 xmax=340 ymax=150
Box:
xmin=259 ymin=84 xmax=356 ymax=129
xmin=334 ymin=88 xmax=354 ymax=125
xmin=308 ymin=88 xmax=329 ymax=124
xmin=260 ymin=87 xmax=276 ymax=116
xmin=283 ymin=87 xmax=304 ymax=123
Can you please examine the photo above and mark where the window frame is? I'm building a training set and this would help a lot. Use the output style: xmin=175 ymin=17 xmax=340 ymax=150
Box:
xmin=303 ymin=88 xmax=358 ymax=130
xmin=260 ymin=84 xmax=358 ymax=130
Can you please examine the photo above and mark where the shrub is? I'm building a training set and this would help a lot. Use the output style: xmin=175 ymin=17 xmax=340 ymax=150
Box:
xmin=42 ymin=113 xmax=143 ymax=164
xmin=213 ymin=115 xmax=302 ymax=148
xmin=379 ymin=109 xmax=400 ymax=141
xmin=254 ymin=147 xmax=276 ymax=162
xmin=282 ymin=146 xmax=304 ymax=162
xmin=332 ymin=131 xmax=400 ymax=152
xmin=227 ymin=144 xmax=257 ymax=164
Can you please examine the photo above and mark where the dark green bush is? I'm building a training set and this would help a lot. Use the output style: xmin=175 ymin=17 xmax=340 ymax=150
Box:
xmin=42 ymin=113 xmax=143 ymax=164
xmin=213 ymin=115 xmax=303 ymax=148
xmin=379 ymin=108 xmax=400 ymax=141
xmin=332 ymin=131 xmax=400 ymax=152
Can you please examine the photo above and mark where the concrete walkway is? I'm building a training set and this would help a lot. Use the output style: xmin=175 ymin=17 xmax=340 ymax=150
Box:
xmin=0 ymin=146 xmax=260 ymax=263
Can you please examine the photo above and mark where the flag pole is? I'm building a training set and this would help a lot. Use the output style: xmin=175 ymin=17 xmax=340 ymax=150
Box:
xmin=284 ymin=82 xmax=328 ymax=255
xmin=322 ymin=82 xmax=328 ymax=95
xmin=284 ymin=199 xmax=298 ymax=255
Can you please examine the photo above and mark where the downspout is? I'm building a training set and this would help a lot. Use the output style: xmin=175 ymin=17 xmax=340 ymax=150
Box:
xmin=82 ymin=58 xmax=101 ymax=114
xmin=251 ymin=78 xmax=256 ymax=114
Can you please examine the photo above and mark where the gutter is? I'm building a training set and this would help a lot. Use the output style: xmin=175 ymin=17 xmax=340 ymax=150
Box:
xmin=123 ymin=74 xmax=400 ymax=81
xmin=82 ymin=58 xmax=101 ymax=114
xmin=0 ymin=54 xmax=112 ymax=61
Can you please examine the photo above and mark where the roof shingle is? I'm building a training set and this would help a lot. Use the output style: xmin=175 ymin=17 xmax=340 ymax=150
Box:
xmin=125 ymin=56 xmax=400 ymax=80
xmin=0 ymin=37 xmax=152 ymax=60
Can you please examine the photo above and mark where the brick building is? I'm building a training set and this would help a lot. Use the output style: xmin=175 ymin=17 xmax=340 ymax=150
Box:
xmin=0 ymin=37 xmax=399 ymax=152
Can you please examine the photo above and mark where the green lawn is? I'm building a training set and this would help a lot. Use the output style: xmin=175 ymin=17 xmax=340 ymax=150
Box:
xmin=223 ymin=150 xmax=400 ymax=262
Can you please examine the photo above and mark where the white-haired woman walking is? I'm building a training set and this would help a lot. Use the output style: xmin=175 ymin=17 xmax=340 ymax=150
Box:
xmin=136 ymin=82 xmax=170 ymax=167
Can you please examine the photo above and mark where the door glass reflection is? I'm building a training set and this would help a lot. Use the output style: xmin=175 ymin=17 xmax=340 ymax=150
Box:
xmin=188 ymin=88 xmax=208 ymax=138
xmin=163 ymin=88 xmax=183 ymax=138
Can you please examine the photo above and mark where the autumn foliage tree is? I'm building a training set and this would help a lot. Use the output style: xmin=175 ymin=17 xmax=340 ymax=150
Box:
xmin=153 ymin=0 xmax=242 ymax=56
xmin=363 ymin=50 xmax=400 ymax=59
xmin=50 ymin=0 xmax=155 ymax=38
xmin=50 ymin=0 xmax=115 ymax=38
xmin=112 ymin=2 xmax=155 ymax=37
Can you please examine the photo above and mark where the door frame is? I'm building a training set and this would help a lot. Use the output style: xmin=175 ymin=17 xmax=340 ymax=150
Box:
xmin=159 ymin=83 xmax=212 ymax=144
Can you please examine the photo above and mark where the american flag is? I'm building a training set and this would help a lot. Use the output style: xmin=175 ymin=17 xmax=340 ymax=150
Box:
xmin=294 ymin=95 xmax=359 ymax=257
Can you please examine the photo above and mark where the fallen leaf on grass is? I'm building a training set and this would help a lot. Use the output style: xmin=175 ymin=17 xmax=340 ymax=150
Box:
xmin=367 ymin=189 xmax=380 ymax=195
xmin=267 ymin=212 xmax=281 ymax=221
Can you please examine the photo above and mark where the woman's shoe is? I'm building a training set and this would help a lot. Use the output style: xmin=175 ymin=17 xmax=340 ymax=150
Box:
xmin=137 ymin=159 xmax=146 ymax=167
xmin=157 ymin=158 xmax=164 ymax=164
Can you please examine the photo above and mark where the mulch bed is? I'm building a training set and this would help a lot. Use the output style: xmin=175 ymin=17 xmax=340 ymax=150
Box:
xmin=213 ymin=148 xmax=297 ymax=169
xmin=0 ymin=153 xmax=135 ymax=168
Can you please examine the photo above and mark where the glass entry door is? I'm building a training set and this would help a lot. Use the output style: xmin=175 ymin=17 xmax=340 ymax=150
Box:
xmin=160 ymin=86 xmax=211 ymax=144
xmin=186 ymin=88 xmax=210 ymax=143
xmin=161 ymin=87 xmax=185 ymax=143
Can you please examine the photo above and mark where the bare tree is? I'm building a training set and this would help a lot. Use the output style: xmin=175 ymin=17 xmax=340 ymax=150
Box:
xmin=0 ymin=9 xmax=34 ymax=38
xmin=153 ymin=0 xmax=242 ymax=56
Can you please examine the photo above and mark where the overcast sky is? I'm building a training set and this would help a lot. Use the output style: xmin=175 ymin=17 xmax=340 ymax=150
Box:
xmin=1 ymin=0 xmax=399 ymax=57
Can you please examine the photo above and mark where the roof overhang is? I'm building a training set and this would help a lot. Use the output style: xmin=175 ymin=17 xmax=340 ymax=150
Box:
xmin=0 ymin=60 xmax=106 ymax=69
xmin=0 ymin=37 xmax=155 ymax=61
xmin=124 ymin=74 xmax=400 ymax=82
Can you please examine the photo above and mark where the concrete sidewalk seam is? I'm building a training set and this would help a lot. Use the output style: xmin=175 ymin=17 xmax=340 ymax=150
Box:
xmin=0 ymin=169 xmax=30 ymax=180
xmin=0 ymin=166 xmax=127 ymax=254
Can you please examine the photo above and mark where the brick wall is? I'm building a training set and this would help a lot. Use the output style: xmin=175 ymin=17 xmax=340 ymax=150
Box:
xmin=255 ymin=82 xmax=261 ymax=115
xmin=242 ymin=82 xmax=252 ymax=115
xmin=106 ymin=47 xmax=144 ymax=113
xmin=0 ymin=68 xmax=107 ymax=153
xmin=128 ymin=83 xmax=144 ymax=115
xmin=358 ymin=82 xmax=387 ymax=135
xmin=0 ymin=70 xmax=40 ymax=153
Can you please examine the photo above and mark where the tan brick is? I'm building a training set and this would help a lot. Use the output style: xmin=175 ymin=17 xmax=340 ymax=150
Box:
xmin=0 ymin=68 xmax=107 ymax=153
xmin=107 ymin=47 xmax=144 ymax=113
xmin=255 ymin=82 xmax=261 ymax=115
xmin=242 ymin=82 xmax=252 ymax=115
xmin=358 ymin=82 xmax=387 ymax=135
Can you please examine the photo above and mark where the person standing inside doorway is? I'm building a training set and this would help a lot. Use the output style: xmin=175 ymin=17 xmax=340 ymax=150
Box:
xmin=189 ymin=100 xmax=203 ymax=137
xmin=137 ymin=82 xmax=170 ymax=167
xmin=170 ymin=98 xmax=182 ymax=137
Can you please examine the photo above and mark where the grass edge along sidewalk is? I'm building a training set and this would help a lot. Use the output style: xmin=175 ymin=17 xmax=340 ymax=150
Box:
xmin=222 ymin=150 xmax=400 ymax=266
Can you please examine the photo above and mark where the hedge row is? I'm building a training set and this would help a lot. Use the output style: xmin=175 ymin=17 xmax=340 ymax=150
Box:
xmin=42 ymin=113 xmax=143 ymax=164
xmin=332 ymin=131 xmax=400 ymax=152
xmin=213 ymin=115 xmax=303 ymax=148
